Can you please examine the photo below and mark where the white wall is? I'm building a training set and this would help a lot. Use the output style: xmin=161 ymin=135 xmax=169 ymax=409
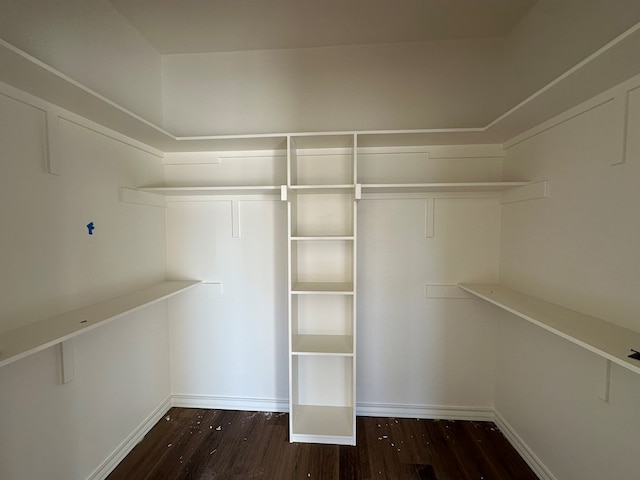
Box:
xmin=162 ymin=153 xmax=289 ymax=408
xmin=166 ymin=199 xmax=289 ymax=409
xmin=0 ymin=84 xmax=169 ymax=480
xmin=0 ymin=0 xmax=164 ymax=126
xmin=357 ymin=195 xmax=500 ymax=413
xmin=161 ymin=39 xmax=505 ymax=135
xmin=496 ymin=75 xmax=640 ymax=479
xmin=163 ymin=147 xmax=505 ymax=418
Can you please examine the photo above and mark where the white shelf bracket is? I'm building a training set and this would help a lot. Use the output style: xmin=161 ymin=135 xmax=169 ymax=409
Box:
xmin=500 ymin=181 xmax=549 ymax=204
xmin=119 ymin=188 xmax=166 ymax=208
xmin=610 ymin=92 xmax=630 ymax=166
xmin=425 ymin=198 xmax=435 ymax=238
xmin=45 ymin=109 xmax=62 ymax=175
xmin=355 ymin=184 xmax=362 ymax=200
xmin=59 ymin=339 xmax=75 ymax=384
xmin=231 ymin=200 xmax=241 ymax=238
xmin=596 ymin=358 xmax=612 ymax=403
xmin=281 ymin=185 xmax=288 ymax=201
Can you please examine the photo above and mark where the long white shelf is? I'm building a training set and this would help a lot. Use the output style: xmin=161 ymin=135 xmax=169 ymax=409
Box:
xmin=361 ymin=182 xmax=529 ymax=193
xmin=138 ymin=182 xmax=529 ymax=198
xmin=3 ymin=26 xmax=640 ymax=150
xmin=0 ymin=280 xmax=201 ymax=368
xmin=139 ymin=186 xmax=282 ymax=196
xmin=458 ymin=283 xmax=640 ymax=375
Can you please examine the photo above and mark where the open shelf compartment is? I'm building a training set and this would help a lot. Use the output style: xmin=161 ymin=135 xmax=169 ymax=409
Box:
xmin=291 ymin=294 xmax=354 ymax=355
xmin=290 ymin=192 xmax=356 ymax=237
xmin=288 ymin=134 xmax=355 ymax=187
xmin=290 ymin=355 xmax=355 ymax=444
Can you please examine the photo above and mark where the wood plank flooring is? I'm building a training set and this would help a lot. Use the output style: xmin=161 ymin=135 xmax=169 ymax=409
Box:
xmin=107 ymin=408 xmax=539 ymax=480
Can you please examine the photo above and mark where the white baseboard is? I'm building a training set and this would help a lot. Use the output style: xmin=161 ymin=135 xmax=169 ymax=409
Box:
xmin=493 ymin=410 xmax=558 ymax=480
xmin=356 ymin=401 xmax=494 ymax=421
xmin=170 ymin=395 xmax=494 ymax=422
xmin=172 ymin=394 xmax=288 ymax=412
xmin=87 ymin=396 xmax=172 ymax=480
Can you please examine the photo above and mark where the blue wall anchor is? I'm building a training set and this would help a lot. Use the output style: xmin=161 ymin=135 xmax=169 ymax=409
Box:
xmin=86 ymin=222 xmax=95 ymax=235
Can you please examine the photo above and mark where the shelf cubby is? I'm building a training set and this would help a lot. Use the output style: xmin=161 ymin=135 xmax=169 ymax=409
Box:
xmin=289 ymin=192 xmax=356 ymax=237
xmin=291 ymin=240 xmax=354 ymax=286
xmin=288 ymin=134 xmax=355 ymax=187
xmin=291 ymin=355 xmax=355 ymax=444
xmin=291 ymin=294 xmax=354 ymax=355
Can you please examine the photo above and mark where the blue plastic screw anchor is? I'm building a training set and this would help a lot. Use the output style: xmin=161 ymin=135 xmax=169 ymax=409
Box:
xmin=86 ymin=222 xmax=95 ymax=235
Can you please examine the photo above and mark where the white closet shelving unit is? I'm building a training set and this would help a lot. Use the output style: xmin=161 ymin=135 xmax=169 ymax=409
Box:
xmin=287 ymin=134 xmax=358 ymax=445
xmin=1 ymin=34 xmax=542 ymax=446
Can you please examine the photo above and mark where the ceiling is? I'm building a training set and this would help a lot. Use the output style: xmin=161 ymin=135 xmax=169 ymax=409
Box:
xmin=108 ymin=0 xmax=536 ymax=54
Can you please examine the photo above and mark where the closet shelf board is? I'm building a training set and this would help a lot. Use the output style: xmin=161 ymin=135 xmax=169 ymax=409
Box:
xmin=459 ymin=283 xmax=640 ymax=375
xmin=0 ymin=280 xmax=201 ymax=368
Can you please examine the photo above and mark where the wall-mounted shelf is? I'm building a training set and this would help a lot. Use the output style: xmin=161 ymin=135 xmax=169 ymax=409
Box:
xmin=0 ymin=280 xmax=201 ymax=369
xmin=3 ymin=25 xmax=640 ymax=151
xmin=458 ymin=283 xmax=640 ymax=375
xmin=361 ymin=182 xmax=529 ymax=194
xmin=135 ymin=183 xmax=530 ymax=199
xmin=138 ymin=186 xmax=282 ymax=196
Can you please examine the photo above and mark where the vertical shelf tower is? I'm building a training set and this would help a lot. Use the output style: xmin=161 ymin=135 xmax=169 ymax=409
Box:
xmin=287 ymin=134 xmax=358 ymax=445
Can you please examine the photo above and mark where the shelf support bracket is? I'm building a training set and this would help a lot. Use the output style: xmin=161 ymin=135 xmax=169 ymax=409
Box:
xmin=500 ymin=181 xmax=549 ymax=204
xmin=231 ymin=200 xmax=241 ymax=238
xmin=425 ymin=198 xmax=435 ymax=238
xmin=45 ymin=109 xmax=62 ymax=175
xmin=595 ymin=358 xmax=612 ymax=403
xmin=59 ymin=339 xmax=75 ymax=384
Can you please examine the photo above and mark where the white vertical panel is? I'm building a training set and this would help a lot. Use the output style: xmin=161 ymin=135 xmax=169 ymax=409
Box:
xmin=59 ymin=339 xmax=75 ymax=384
xmin=45 ymin=109 xmax=62 ymax=175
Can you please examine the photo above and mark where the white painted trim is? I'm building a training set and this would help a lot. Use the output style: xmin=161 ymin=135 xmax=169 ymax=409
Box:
xmin=86 ymin=396 xmax=172 ymax=480
xmin=356 ymin=402 xmax=494 ymax=421
xmin=493 ymin=410 xmax=558 ymax=480
xmin=425 ymin=198 xmax=435 ymax=238
xmin=231 ymin=200 xmax=240 ymax=238
xmin=169 ymin=395 xmax=494 ymax=422
xmin=171 ymin=394 xmax=289 ymax=413
xmin=59 ymin=338 xmax=75 ymax=384
xmin=45 ymin=108 xmax=62 ymax=175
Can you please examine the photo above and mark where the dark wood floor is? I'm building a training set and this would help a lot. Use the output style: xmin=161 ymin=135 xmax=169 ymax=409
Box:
xmin=108 ymin=408 xmax=538 ymax=480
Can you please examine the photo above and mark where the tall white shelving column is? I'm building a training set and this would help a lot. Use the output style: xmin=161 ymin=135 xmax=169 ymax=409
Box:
xmin=287 ymin=134 xmax=357 ymax=445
